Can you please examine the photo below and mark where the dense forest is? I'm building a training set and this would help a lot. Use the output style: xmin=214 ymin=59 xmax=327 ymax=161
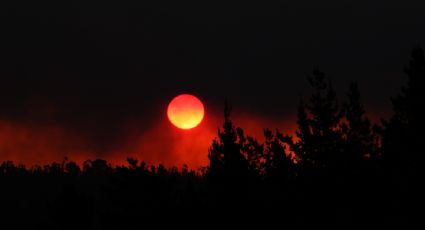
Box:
xmin=1 ymin=48 xmax=424 ymax=228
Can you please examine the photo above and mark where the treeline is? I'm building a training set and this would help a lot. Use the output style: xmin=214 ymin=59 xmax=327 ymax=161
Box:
xmin=207 ymin=48 xmax=424 ymax=224
xmin=0 ymin=48 xmax=424 ymax=228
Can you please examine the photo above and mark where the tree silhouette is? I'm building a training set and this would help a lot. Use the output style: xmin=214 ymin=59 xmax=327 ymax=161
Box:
xmin=285 ymin=70 xmax=344 ymax=177
xmin=342 ymin=83 xmax=375 ymax=160
xmin=65 ymin=161 xmax=81 ymax=175
xmin=239 ymin=131 xmax=264 ymax=175
xmin=1 ymin=49 xmax=424 ymax=227
xmin=390 ymin=48 xmax=425 ymax=174
xmin=381 ymin=48 xmax=425 ymax=221
xmin=340 ymin=82 xmax=380 ymax=181
xmin=208 ymin=102 xmax=250 ymax=181
xmin=262 ymin=129 xmax=295 ymax=183
xmin=381 ymin=48 xmax=425 ymax=179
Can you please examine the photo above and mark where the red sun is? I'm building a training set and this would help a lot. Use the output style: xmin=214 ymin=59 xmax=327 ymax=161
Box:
xmin=167 ymin=94 xmax=205 ymax=130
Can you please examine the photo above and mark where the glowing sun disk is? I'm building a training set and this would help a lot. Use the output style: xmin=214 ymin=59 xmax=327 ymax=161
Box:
xmin=167 ymin=94 xmax=204 ymax=130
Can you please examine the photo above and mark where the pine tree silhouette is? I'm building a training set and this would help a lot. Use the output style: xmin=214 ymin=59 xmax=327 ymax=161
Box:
xmin=1 ymin=49 xmax=423 ymax=227
xmin=381 ymin=48 xmax=425 ymax=222
xmin=262 ymin=129 xmax=295 ymax=183
xmin=208 ymin=102 xmax=250 ymax=180
xmin=341 ymin=82 xmax=379 ymax=178
xmin=286 ymin=70 xmax=344 ymax=176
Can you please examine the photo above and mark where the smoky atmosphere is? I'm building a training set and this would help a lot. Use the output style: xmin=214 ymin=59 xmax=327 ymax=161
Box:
xmin=1 ymin=1 xmax=424 ymax=228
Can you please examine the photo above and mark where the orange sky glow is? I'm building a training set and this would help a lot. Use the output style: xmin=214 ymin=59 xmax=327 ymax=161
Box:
xmin=0 ymin=108 xmax=297 ymax=170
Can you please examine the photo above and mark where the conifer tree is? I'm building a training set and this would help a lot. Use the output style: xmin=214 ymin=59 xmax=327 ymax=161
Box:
xmin=208 ymin=102 xmax=250 ymax=179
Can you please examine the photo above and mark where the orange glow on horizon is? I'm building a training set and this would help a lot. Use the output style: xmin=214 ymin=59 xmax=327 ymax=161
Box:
xmin=0 ymin=106 xmax=298 ymax=170
xmin=167 ymin=94 xmax=205 ymax=130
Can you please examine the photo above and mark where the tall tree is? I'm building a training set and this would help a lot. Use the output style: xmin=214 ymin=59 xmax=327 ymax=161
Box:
xmin=287 ymin=70 xmax=343 ymax=173
xmin=341 ymin=83 xmax=376 ymax=167
xmin=382 ymin=48 xmax=425 ymax=180
xmin=208 ymin=102 xmax=250 ymax=180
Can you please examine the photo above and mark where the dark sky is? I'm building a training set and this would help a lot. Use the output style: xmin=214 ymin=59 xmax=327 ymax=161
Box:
xmin=0 ymin=1 xmax=424 ymax=167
